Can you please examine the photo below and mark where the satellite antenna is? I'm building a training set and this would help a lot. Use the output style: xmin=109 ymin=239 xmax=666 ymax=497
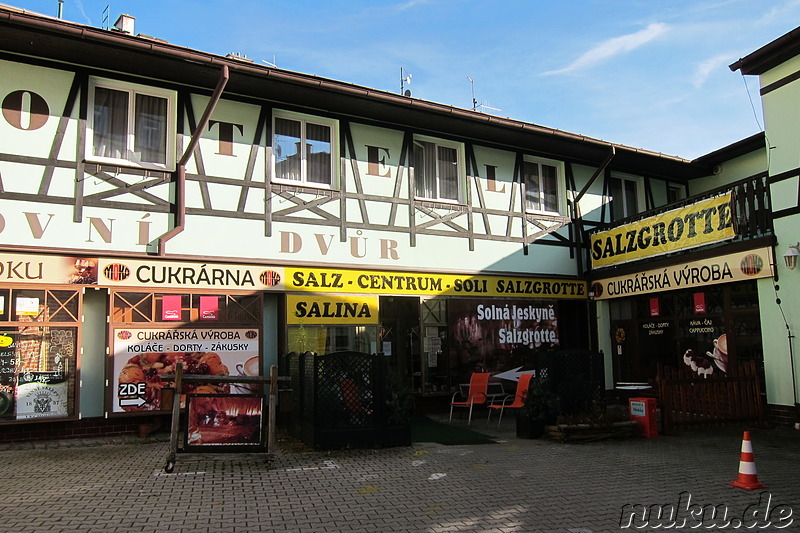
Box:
xmin=401 ymin=67 xmax=412 ymax=97
xmin=467 ymin=76 xmax=501 ymax=113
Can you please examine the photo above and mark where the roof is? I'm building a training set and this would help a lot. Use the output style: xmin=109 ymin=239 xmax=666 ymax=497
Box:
xmin=730 ymin=25 xmax=800 ymax=75
xmin=0 ymin=4 xmax=717 ymax=179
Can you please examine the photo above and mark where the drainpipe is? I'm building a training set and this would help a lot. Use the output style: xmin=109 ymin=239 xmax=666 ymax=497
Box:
xmin=157 ymin=65 xmax=229 ymax=256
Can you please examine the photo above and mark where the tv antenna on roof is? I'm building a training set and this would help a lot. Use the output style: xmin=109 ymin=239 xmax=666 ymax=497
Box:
xmin=467 ymin=76 xmax=501 ymax=113
xmin=401 ymin=67 xmax=412 ymax=97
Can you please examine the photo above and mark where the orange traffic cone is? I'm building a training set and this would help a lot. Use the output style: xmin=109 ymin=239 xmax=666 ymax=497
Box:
xmin=730 ymin=431 xmax=765 ymax=490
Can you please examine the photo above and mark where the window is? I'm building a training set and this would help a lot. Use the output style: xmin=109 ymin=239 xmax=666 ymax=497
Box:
xmin=273 ymin=111 xmax=337 ymax=187
xmin=667 ymin=184 xmax=686 ymax=204
xmin=413 ymin=137 xmax=463 ymax=202
xmin=522 ymin=157 xmax=561 ymax=213
xmin=88 ymin=78 xmax=176 ymax=170
xmin=608 ymin=175 xmax=641 ymax=221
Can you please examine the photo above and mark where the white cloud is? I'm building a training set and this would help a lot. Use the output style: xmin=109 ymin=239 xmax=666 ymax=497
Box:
xmin=693 ymin=53 xmax=734 ymax=88
xmin=542 ymin=22 xmax=669 ymax=76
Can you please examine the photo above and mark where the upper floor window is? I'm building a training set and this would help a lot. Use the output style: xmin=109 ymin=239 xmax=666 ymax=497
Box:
xmin=608 ymin=174 xmax=642 ymax=221
xmin=414 ymin=137 xmax=463 ymax=202
xmin=87 ymin=78 xmax=176 ymax=170
xmin=273 ymin=111 xmax=337 ymax=188
xmin=522 ymin=157 xmax=562 ymax=214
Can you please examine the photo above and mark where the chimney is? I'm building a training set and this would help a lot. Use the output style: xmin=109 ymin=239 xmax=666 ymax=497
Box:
xmin=113 ymin=14 xmax=135 ymax=35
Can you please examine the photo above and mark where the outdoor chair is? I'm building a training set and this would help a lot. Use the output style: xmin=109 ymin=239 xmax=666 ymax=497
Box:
xmin=487 ymin=372 xmax=534 ymax=428
xmin=449 ymin=372 xmax=489 ymax=425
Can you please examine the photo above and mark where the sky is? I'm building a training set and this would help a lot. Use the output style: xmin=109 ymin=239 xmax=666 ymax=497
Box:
xmin=10 ymin=0 xmax=800 ymax=160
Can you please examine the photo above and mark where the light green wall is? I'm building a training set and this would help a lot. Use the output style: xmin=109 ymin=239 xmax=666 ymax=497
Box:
xmin=79 ymin=288 xmax=108 ymax=418
xmin=754 ymin=58 xmax=800 ymax=407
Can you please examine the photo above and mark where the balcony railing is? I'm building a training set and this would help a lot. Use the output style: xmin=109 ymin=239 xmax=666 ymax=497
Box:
xmin=591 ymin=172 xmax=773 ymax=243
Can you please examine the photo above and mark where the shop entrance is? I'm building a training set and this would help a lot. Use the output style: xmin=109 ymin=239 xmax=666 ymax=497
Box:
xmin=608 ymin=281 xmax=764 ymax=385
xmin=378 ymin=296 xmax=420 ymax=393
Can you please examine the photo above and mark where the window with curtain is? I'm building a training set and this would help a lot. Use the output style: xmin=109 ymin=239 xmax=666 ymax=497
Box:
xmin=609 ymin=176 xmax=641 ymax=221
xmin=522 ymin=158 xmax=561 ymax=213
xmin=273 ymin=111 xmax=336 ymax=187
xmin=413 ymin=138 xmax=462 ymax=202
xmin=89 ymin=79 xmax=174 ymax=169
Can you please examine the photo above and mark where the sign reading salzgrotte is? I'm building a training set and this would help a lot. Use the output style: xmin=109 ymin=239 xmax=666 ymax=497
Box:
xmin=590 ymin=193 xmax=736 ymax=269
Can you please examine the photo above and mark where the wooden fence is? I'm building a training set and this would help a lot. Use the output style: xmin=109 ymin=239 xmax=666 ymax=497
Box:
xmin=656 ymin=360 xmax=764 ymax=434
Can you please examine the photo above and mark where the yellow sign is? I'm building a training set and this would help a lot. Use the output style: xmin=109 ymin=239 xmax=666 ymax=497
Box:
xmin=590 ymin=193 xmax=736 ymax=269
xmin=591 ymin=246 xmax=774 ymax=300
xmin=287 ymin=294 xmax=380 ymax=325
xmin=286 ymin=268 xmax=586 ymax=299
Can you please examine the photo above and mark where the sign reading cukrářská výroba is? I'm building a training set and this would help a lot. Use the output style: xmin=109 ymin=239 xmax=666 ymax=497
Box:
xmin=590 ymin=193 xmax=735 ymax=269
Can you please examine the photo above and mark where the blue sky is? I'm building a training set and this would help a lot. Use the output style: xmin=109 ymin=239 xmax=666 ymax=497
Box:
xmin=11 ymin=0 xmax=800 ymax=159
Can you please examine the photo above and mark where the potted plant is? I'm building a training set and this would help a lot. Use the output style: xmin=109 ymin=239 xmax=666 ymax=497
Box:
xmin=516 ymin=376 xmax=558 ymax=439
xmin=382 ymin=368 xmax=413 ymax=447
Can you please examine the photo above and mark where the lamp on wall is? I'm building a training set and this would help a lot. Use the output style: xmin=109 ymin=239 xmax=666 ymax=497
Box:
xmin=784 ymin=242 xmax=800 ymax=270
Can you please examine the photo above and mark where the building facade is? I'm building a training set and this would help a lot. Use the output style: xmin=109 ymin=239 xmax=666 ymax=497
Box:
xmin=1 ymin=5 xmax=797 ymax=440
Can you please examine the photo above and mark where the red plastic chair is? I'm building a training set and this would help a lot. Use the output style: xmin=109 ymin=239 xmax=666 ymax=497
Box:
xmin=488 ymin=372 xmax=534 ymax=428
xmin=449 ymin=372 xmax=489 ymax=425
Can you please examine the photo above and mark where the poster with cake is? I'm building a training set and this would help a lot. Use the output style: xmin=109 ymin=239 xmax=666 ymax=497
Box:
xmin=111 ymin=327 xmax=260 ymax=414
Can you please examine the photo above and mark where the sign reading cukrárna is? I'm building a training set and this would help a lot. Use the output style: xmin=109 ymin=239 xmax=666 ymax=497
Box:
xmin=590 ymin=193 xmax=736 ymax=269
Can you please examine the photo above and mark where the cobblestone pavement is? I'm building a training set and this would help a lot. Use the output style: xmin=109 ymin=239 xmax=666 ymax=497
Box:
xmin=1 ymin=419 xmax=798 ymax=533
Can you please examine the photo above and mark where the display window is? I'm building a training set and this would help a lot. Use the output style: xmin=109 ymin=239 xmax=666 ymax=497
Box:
xmin=0 ymin=287 xmax=81 ymax=422
xmin=108 ymin=290 xmax=262 ymax=415
xmin=609 ymin=281 xmax=763 ymax=384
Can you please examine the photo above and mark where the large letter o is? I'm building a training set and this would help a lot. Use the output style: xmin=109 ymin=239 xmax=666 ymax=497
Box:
xmin=2 ymin=90 xmax=50 ymax=130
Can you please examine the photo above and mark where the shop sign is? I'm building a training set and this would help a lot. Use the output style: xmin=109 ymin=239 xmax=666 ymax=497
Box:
xmin=591 ymin=247 xmax=773 ymax=300
xmin=590 ymin=193 xmax=735 ymax=269
xmin=97 ymin=258 xmax=284 ymax=290
xmin=287 ymin=267 xmax=586 ymax=300
xmin=450 ymin=298 xmax=559 ymax=365
xmin=111 ymin=327 xmax=260 ymax=414
xmin=0 ymin=252 xmax=98 ymax=284
xmin=185 ymin=394 xmax=265 ymax=451
xmin=286 ymin=294 xmax=379 ymax=325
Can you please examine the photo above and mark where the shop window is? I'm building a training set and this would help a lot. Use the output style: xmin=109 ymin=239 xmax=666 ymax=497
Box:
xmin=111 ymin=292 xmax=262 ymax=324
xmin=0 ymin=288 xmax=81 ymax=423
xmin=608 ymin=174 xmax=641 ymax=221
xmin=287 ymin=325 xmax=378 ymax=355
xmin=522 ymin=157 xmax=562 ymax=214
xmin=413 ymin=136 xmax=464 ymax=202
xmin=273 ymin=110 xmax=338 ymax=188
xmin=87 ymin=78 xmax=176 ymax=170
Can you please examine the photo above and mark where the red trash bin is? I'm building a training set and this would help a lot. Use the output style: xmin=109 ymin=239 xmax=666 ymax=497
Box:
xmin=629 ymin=397 xmax=658 ymax=438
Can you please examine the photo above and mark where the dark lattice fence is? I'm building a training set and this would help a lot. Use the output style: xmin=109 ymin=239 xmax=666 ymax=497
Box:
xmin=528 ymin=350 xmax=605 ymax=417
xmin=288 ymin=351 xmax=389 ymax=450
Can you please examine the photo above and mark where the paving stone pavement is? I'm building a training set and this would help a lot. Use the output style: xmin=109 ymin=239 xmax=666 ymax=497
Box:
xmin=0 ymin=419 xmax=798 ymax=533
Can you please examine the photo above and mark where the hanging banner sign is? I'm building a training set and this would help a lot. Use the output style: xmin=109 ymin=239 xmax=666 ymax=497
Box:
xmin=590 ymin=192 xmax=736 ymax=269
xmin=591 ymin=246 xmax=774 ymax=300
xmin=287 ymin=294 xmax=379 ymax=325
xmin=98 ymin=258 xmax=284 ymax=290
xmin=286 ymin=267 xmax=586 ymax=300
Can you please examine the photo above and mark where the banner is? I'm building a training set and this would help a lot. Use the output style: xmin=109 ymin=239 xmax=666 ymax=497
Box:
xmin=286 ymin=267 xmax=586 ymax=300
xmin=590 ymin=193 xmax=736 ymax=269
xmin=111 ymin=327 xmax=260 ymax=413
xmin=97 ymin=258 xmax=284 ymax=290
xmin=591 ymin=247 xmax=774 ymax=300
xmin=286 ymin=294 xmax=379 ymax=325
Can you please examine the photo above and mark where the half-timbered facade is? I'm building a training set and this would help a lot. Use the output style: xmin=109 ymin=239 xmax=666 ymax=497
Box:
xmin=1 ymin=5 xmax=797 ymax=439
